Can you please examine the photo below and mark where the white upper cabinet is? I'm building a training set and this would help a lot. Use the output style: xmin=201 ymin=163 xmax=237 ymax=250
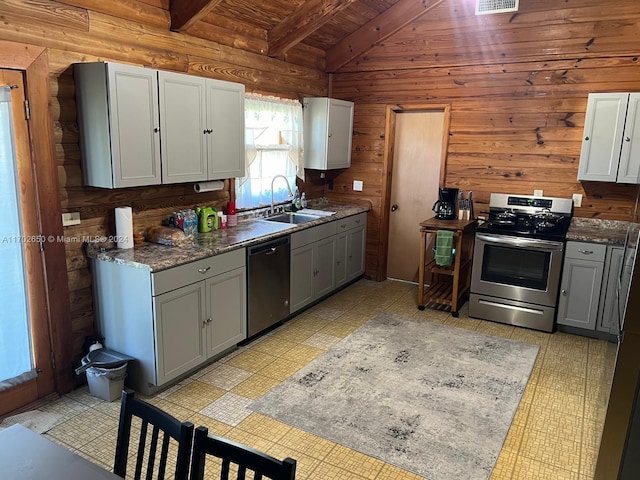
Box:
xmin=158 ymin=71 xmax=208 ymax=184
xmin=303 ymin=97 xmax=354 ymax=170
xmin=206 ymin=79 xmax=246 ymax=180
xmin=76 ymin=62 xmax=245 ymax=188
xmin=578 ymin=93 xmax=640 ymax=184
xmin=75 ymin=62 xmax=162 ymax=188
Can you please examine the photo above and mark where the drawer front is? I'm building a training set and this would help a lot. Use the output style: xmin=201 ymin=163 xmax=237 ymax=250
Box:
xmin=291 ymin=221 xmax=337 ymax=249
xmin=346 ymin=212 xmax=367 ymax=230
xmin=152 ymin=248 xmax=245 ymax=295
xmin=565 ymin=241 xmax=606 ymax=262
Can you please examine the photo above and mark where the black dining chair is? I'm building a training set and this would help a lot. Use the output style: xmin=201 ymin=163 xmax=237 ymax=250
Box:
xmin=114 ymin=389 xmax=194 ymax=480
xmin=189 ymin=426 xmax=297 ymax=480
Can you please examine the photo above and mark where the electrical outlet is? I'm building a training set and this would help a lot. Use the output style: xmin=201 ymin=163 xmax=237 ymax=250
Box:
xmin=534 ymin=189 xmax=543 ymax=197
xmin=572 ymin=193 xmax=583 ymax=207
xmin=353 ymin=180 xmax=363 ymax=191
xmin=62 ymin=212 xmax=81 ymax=226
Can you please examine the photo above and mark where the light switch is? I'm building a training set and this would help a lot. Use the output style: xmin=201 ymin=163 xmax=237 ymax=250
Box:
xmin=62 ymin=212 xmax=81 ymax=226
xmin=572 ymin=193 xmax=583 ymax=207
xmin=534 ymin=189 xmax=543 ymax=197
xmin=353 ymin=180 xmax=363 ymax=191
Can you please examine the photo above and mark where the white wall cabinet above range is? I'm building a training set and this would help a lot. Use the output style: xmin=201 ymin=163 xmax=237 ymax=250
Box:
xmin=303 ymin=97 xmax=354 ymax=170
xmin=75 ymin=62 xmax=245 ymax=188
xmin=75 ymin=62 xmax=162 ymax=188
xmin=578 ymin=93 xmax=640 ymax=184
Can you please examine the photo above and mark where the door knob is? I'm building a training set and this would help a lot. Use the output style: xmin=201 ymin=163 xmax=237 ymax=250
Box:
xmin=391 ymin=204 xmax=398 ymax=212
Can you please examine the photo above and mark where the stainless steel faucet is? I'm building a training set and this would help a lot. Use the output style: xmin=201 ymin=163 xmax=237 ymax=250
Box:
xmin=270 ymin=175 xmax=294 ymax=215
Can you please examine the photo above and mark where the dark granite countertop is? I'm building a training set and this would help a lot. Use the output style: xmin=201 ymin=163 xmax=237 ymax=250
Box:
xmin=567 ymin=217 xmax=640 ymax=246
xmin=86 ymin=201 xmax=371 ymax=272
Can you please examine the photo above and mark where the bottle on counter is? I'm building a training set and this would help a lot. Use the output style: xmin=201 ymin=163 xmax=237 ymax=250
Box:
xmin=301 ymin=192 xmax=307 ymax=209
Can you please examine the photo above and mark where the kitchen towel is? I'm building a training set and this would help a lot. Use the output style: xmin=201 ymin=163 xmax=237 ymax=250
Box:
xmin=194 ymin=180 xmax=224 ymax=193
xmin=115 ymin=206 xmax=134 ymax=249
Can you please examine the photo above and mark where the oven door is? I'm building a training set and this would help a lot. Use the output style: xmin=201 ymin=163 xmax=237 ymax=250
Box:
xmin=471 ymin=233 xmax=565 ymax=307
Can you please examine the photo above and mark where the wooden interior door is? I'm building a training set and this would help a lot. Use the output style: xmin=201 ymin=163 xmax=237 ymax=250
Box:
xmin=0 ymin=69 xmax=54 ymax=416
xmin=387 ymin=109 xmax=447 ymax=283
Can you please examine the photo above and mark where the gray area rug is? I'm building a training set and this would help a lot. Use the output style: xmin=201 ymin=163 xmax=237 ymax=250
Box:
xmin=250 ymin=313 xmax=539 ymax=480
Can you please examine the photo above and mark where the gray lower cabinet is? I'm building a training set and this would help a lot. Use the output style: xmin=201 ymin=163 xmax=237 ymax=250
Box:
xmin=557 ymin=241 xmax=606 ymax=330
xmin=93 ymin=248 xmax=246 ymax=394
xmin=290 ymin=222 xmax=337 ymax=313
xmin=335 ymin=213 xmax=366 ymax=287
xmin=598 ymin=246 xmax=633 ymax=334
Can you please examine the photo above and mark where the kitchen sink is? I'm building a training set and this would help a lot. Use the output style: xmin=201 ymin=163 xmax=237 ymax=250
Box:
xmin=265 ymin=212 xmax=321 ymax=224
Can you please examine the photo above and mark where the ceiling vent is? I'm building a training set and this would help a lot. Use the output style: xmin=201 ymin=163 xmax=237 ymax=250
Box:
xmin=475 ymin=0 xmax=519 ymax=15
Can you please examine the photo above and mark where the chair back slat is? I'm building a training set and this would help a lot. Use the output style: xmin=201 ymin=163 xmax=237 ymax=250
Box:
xmin=190 ymin=426 xmax=296 ymax=480
xmin=114 ymin=389 xmax=194 ymax=480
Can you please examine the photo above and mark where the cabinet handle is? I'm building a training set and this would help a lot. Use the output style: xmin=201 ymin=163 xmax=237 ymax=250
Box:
xmin=198 ymin=267 xmax=211 ymax=274
xmin=561 ymin=289 xmax=567 ymax=295
xmin=208 ymin=317 xmax=212 ymax=324
xmin=625 ymin=137 xmax=631 ymax=142
xmin=584 ymin=136 xmax=589 ymax=141
xmin=577 ymin=249 xmax=594 ymax=255
xmin=154 ymin=127 xmax=160 ymax=133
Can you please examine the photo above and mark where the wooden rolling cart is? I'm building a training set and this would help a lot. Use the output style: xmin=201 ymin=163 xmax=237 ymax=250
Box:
xmin=417 ymin=218 xmax=476 ymax=316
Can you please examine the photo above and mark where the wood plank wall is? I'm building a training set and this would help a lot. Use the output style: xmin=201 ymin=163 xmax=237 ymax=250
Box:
xmin=328 ymin=0 xmax=640 ymax=279
xmin=0 ymin=0 xmax=328 ymax=372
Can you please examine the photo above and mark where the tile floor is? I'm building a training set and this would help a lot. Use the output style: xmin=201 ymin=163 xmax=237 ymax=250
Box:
xmin=38 ymin=279 xmax=617 ymax=479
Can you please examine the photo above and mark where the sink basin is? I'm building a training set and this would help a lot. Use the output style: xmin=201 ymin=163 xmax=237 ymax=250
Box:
xmin=265 ymin=212 xmax=321 ymax=225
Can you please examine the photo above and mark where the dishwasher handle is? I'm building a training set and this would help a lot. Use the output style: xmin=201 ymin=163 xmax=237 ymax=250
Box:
xmin=248 ymin=236 xmax=290 ymax=256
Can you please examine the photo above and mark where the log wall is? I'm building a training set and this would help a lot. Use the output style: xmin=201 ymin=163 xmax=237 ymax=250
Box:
xmin=328 ymin=0 xmax=640 ymax=279
xmin=0 ymin=0 xmax=328 ymax=371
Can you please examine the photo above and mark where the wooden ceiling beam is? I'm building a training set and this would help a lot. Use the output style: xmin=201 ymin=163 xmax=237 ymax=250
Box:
xmin=170 ymin=0 xmax=222 ymax=32
xmin=326 ymin=0 xmax=445 ymax=72
xmin=268 ymin=0 xmax=359 ymax=58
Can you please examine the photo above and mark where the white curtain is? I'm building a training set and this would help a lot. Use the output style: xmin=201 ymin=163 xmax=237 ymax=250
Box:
xmin=237 ymin=94 xmax=303 ymax=209
xmin=0 ymin=86 xmax=34 ymax=388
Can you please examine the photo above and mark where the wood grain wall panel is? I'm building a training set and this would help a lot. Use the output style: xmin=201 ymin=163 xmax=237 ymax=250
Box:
xmin=329 ymin=0 xmax=640 ymax=280
xmin=57 ymin=0 xmax=170 ymax=29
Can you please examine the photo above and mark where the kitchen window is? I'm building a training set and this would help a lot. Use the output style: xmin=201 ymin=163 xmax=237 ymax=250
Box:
xmin=235 ymin=93 xmax=304 ymax=210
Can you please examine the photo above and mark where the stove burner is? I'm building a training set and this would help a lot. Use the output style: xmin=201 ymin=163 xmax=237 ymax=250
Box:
xmin=479 ymin=194 xmax=573 ymax=241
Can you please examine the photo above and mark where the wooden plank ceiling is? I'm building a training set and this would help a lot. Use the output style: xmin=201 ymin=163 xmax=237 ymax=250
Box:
xmin=168 ymin=0 xmax=438 ymax=72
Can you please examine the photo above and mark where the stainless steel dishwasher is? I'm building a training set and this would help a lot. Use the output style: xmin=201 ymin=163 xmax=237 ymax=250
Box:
xmin=247 ymin=236 xmax=290 ymax=337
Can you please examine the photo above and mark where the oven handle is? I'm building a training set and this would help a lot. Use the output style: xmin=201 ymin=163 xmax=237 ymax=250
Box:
xmin=476 ymin=233 xmax=564 ymax=252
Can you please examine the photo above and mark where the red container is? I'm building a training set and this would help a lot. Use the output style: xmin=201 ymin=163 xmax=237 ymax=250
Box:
xmin=227 ymin=201 xmax=236 ymax=215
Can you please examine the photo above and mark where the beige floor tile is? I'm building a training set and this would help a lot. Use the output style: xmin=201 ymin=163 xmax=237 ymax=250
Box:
xmin=306 ymin=461 xmax=371 ymax=480
xmin=224 ymin=349 xmax=278 ymax=372
xmin=302 ymin=331 xmax=342 ymax=349
xmin=319 ymin=320 xmax=358 ymax=337
xmin=376 ymin=463 xmax=430 ymax=480
xmin=46 ymin=408 xmax=119 ymax=449
xmin=257 ymin=357 xmax=303 ymax=381
xmin=249 ymin=334 xmax=298 ymax=357
xmin=519 ymin=425 xmax=582 ymax=473
xmin=286 ymin=313 xmax=334 ymax=332
xmin=196 ymin=363 xmax=253 ymax=390
xmin=163 ymin=380 xmax=227 ymax=411
xmin=473 ymin=320 xmax=517 ymax=338
xmin=444 ymin=316 xmax=482 ymax=330
xmin=490 ymin=447 xmax=518 ymax=479
xmin=224 ymin=426 xmax=275 ymax=452
xmin=187 ymin=412 xmax=233 ymax=436
xmin=236 ymin=412 xmax=292 ymax=442
xmin=281 ymin=343 xmax=323 ymax=364
xmin=512 ymin=455 xmax=580 ymax=479
xmin=231 ymin=373 xmax=282 ymax=399
xmin=278 ymin=427 xmax=336 ymax=461
xmin=323 ymin=444 xmax=385 ymax=480
xmin=265 ymin=442 xmax=323 ymax=479
xmin=268 ymin=324 xmax=316 ymax=344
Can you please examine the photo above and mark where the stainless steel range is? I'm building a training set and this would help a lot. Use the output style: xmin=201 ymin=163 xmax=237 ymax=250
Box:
xmin=469 ymin=193 xmax=573 ymax=332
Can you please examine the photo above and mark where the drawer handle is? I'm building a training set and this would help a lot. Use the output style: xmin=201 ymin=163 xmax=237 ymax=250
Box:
xmin=577 ymin=249 xmax=594 ymax=255
xmin=198 ymin=267 xmax=211 ymax=274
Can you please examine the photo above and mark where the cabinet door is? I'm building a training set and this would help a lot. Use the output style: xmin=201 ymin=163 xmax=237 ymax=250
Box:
xmin=314 ymin=236 xmax=336 ymax=298
xmin=598 ymin=247 xmax=624 ymax=333
xmin=327 ymin=99 xmax=354 ymax=169
xmin=205 ymin=267 xmax=247 ymax=358
xmin=618 ymin=93 xmax=640 ymax=184
xmin=557 ymin=258 xmax=604 ymax=330
xmin=346 ymin=225 xmax=366 ymax=281
xmin=206 ymin=79 xmax=245 ymax=180
xmin=335 ymin=231 xmax=348 ymax=287
xmin=158 ymin=71 xmax=208 ymax=184
xmin=291 ymin=244 xmax=315 ymax=313
xmin=154 ymin=282 xmax=207 ymax=386
xmin=578 ymin=93 xmax=628 ymax=182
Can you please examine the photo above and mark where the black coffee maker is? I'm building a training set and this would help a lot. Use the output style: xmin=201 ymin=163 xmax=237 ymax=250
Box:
xmin=432 ymin=187 xmax=459 ymax=220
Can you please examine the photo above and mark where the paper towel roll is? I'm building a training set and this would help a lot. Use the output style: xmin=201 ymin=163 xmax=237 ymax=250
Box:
xmin=115 ymin=206 xmax=134 ymax=249
xmin=194 ymin=180 xmax=224 ymax=193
